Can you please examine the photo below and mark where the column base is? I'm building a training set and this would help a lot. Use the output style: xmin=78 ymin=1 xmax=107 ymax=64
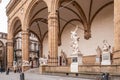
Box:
xmin=48 ymin=57 xmax=58 ymax=66
xmin=22 ymin=66 xmax=30 ymax=72
xmin=39 ymin=65 xmax=46 ymax=74
xmin=7 ymin=62 xmax=13 ymax=70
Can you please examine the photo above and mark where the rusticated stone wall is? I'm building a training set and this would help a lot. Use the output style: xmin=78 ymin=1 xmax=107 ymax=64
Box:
xmin=45 ymin=66 xmax=70 ymax=73
xmin=42 ymin=65 xmax=120 ymax=75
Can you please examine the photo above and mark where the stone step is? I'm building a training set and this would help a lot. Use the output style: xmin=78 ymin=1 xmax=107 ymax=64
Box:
xmin=25 ymin=68 xmax=39 ymax=74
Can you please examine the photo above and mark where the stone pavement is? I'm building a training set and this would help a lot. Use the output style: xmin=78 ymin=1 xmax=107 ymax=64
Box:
xmin=0 ymin=72 xmax=94 ymax=80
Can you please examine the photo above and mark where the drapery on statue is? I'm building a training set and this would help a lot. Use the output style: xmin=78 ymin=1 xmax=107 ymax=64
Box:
xmin=102 ymin=40 xmax=111 ymax=52
xmin=71 ymin=25 xmax=80 ymax=54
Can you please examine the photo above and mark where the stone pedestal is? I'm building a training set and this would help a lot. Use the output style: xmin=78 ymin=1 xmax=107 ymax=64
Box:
xmin=70 ymin=53 xmax=82 ymax=72
xmin=101 ymin=52 xmax=111 ymax=65
xmin=39 ymin=65 xmax=46 ymax=74
xmin=22 ymin=66 xmax=30 ymax=71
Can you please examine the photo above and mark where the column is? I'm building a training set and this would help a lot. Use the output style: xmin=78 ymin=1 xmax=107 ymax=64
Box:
xmin=22 ymin=30 xmax=29 ymax=71
xmin=48 ymin=12 xmax=58 ymax=66
xmin=7 ymin=39 xmax=13 ymax=69
xmin=113 ymin=0 xmax=120 ymax=64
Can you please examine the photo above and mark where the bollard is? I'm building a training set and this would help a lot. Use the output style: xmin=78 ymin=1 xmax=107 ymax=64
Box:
xmin=6 ymin=68 xmax=10 ymax=75
xmin=20 ymin=72 xmax=25 ymax=80
xmin=104 ymin=73 xmax=109 ymax=80
xmin=101 ymin=73 xmax=109 ymax=80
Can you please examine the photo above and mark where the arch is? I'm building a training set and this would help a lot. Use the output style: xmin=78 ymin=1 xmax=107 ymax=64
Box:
xmin=24 ymin=0 xmax=48 ymax=31
xmin=0 ymin=40 xmax=5 ymax=71
xmin=9 ymin=17 xmax=22 ymax=38
xmin=30 ymin=18 xmax=48 ymax=26
xmin=90 ymin=1 xmax=113 ymax=25
xmin=60 ymin=19 xmax=83 ymax=39
xmin=30 ymin=7 xmax=47 ymax=22
xmin=29 ymin=31 xmax=43 ymax=58
xmin=42 ymin=31 xmax=48 ymax=43
xmin=29 ymin=30 xmax=41 ymax=44
xmin=63 ymin=6 xmax=82 ymax=22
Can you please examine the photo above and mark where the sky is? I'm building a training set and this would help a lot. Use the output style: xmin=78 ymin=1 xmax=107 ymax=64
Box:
xmin=0 ymin=0 xmax=10 ymax=33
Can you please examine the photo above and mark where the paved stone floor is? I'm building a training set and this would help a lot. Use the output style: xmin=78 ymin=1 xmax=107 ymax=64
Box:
xmin=0 ymin=72 xmax=94 ymax=80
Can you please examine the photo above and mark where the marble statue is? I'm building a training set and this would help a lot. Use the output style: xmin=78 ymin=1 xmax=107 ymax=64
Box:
xmin=71 ymin=25 xmax=80 ymax=54
xmin=70 ymin=25 xmax=82 ymax=73
xmin=101 ymin=40 xmax=111 ymax=65
xmin=102 ymin=40 xmax=111 ymax=52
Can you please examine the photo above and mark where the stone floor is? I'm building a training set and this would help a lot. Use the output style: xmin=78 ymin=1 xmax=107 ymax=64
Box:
xmin=0 ymin=72 xmax=94 ymax=80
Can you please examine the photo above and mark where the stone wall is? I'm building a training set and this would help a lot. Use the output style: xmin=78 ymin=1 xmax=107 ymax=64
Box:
xmin=78 ymin=65 xmax=120 ymax=74
xmin=43 ymin=65 xmax=120 ymax=75
xmin=45 ymin=66 xmax=70 ymax=73
xmin=82 ymin=55 xmax=96 ymax=65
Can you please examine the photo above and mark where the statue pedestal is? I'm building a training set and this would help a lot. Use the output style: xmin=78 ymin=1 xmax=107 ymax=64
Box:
xmin=22 ymin=66 xmax=30 ymax=71
xmin=39 ymin=65 xmax=46 ymax=74
xmin=70 ymin=53 xmax=82 ymax=72
xmin=101 ymin=52 xmax=111 ymax=65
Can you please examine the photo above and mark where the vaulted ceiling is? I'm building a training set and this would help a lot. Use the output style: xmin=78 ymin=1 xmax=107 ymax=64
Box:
xmin=14 ymin=0 xmax=113 ymax=44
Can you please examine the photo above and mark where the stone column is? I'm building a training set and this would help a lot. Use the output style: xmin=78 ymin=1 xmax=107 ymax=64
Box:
xmin=113 ymin=0 xmax=120 ymax=64
xmin=7 ymin=39 xmax=13 ymax=69
xmin=22 ymin=30 xmax=29 ymax=71
xmin=48 ymin=12 xmax=58 ymax=66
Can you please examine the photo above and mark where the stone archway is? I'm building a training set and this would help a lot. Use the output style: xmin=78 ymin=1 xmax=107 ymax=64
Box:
xmin=7 ymin=17 xmax=22 ymax=69
xmin=25 ymin=0 xmax=48 ymax=59
xmin=57 ymin=0 xmax=113 ymax=61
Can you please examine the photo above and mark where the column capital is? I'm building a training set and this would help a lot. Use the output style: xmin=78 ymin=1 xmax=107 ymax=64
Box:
xmin=22 ymin=30 xmax=29 ymax=35
xmin=7 ymin=39 xmax=13 ymax=46
xmin=48 ymin=12 xmax=58 ymax=20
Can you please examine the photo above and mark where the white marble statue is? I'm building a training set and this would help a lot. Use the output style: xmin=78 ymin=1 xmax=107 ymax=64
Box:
xmin=101 ymin=40 xmax=111 ymax=65
xmin=70 ymin=25 xmax=82 ymax=72
xmin=71 ymin=25 xmax=80 ymax=54
xmin=102 ymin=40 xmax=111 ymax=52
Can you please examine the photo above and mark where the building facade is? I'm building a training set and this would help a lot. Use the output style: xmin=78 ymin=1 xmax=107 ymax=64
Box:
xmin=6 ymin=0 xmax=120 ymax=74
xmin=0 ymin=32 xmax=7 ymax=71
xmin=13 ymin=32 xmax=39 ymax=69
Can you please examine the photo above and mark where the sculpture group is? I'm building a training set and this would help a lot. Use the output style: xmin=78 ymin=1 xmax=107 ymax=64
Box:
xmin=71 ymin=25 xmax=80 ymax=54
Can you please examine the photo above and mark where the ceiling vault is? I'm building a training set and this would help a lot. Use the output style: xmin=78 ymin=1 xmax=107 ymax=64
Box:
xmin=88 ymin=0 xmax=93 ymax=23
xmin=30 ymin=7 xmax=47 ymax=22
xmin=36 ymin=21 xmax=42 ymax=40
xmin=90 ymin=1 xmax=113 ymax=25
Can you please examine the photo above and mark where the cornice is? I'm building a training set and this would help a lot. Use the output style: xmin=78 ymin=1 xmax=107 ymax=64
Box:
xmin=6 ymin=0 xmax=21 ymax=16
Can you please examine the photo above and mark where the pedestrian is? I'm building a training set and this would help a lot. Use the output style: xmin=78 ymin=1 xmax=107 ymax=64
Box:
xmin=6 ymin=68 xmax=10 ymax=75
xmin=0 ymin=68 xmax=1 ymax=73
